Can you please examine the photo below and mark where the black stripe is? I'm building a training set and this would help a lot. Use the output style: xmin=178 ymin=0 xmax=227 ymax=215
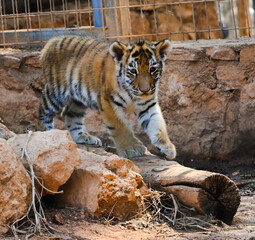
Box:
xmin=59 ymin=36 xmax=68 ymax=50
xmin=138 ymin=102 xmax=157 ymax=119
xmin=46 ymin=87 xmax=60 ymax=111
xmin=101 ymin=51 xmax=110 ymax=84
xmin=145 ymin=48 xmax=153 ymax=57
xmin=137 ymin=97 xmax=154 ymax=106
xmin=42 ymin=119 xmax=53 ymax=124
xmin=117 ymin=93 xmax=126 ymax=104
xmin=150 ymin=113 xmax=158 ymax=118
xmin=132 ymin=50 xmax=141 ymax=58
xmin=159 ymin=61 xmax=163 ymax=76
xmin=65 ymin=111 xmax=85 ymax=118
xmin=106 ymin=125 xmax=115 ymax=130
xmin=141 ymin=119 xmax=150 ymax=130
xmin=69 ymin=126 xmax=82 ymax=132
xmin=97 ymin=95 xmax=104 ymax=112
xmin=78 ymin=71 xmax=86 ymax=102
xmin=75 ymin=122 xmax=83 ymax=125
xmin=111 ymin=96 xmax=125 ymax=108
xmin=85 ymin=41 xmax=104 ymax=102
xmin=65 ymin=36 xmax=76 ymax=48
xmin=42 ymin=92 xmax=50 ymax=111
xmin=76 ymin=39 xmax=98 ymax=100
xmin=118 ymin=63 xmax=123 ymax=77
xmin=123 ymin=85 xmax=133 ymax=100
xmin=69 ymin=39 xmax=91 ymax=95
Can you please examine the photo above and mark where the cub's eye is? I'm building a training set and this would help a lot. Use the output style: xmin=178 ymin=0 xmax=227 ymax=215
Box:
xmin=150 ymin=67 xmax=156 ymax=73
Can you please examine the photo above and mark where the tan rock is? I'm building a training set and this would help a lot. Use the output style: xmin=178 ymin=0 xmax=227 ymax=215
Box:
xmin=239 ymin=81 xmax=255 ymax=134
xmin=54 ymin=149 xmax=149 ymax=220
xmin=24 ymin=52 xmax=41 ymax=68
xmin=0 ymin=138 xmax=31 ymax=234
xmin=240 ymin=45 xmax=255 ymax=63
xmin=0 ymin=123 xmax=15 ymax=140
xmin=216 ymin=64 xmax=246 ymax=89
xmin=8 ymin=130 xmax=81 ymax=194
xmin=168 ymin=48 xmax=203 ymax=61
xmin=206 ymin=47 xmax=236 ymax=60
xmin=2 ymin=55 xmax=21 ymax=69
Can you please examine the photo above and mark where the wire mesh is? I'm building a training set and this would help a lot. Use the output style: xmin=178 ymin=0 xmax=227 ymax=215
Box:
xmin=0 ymin=0 xmax=254 ymax=47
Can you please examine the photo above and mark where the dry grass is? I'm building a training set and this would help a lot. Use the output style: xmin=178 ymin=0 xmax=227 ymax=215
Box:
xmin=9 ymin=131 xmax=63 ymax=240
xmin=121 ymin=190 xmax=220 ymax=232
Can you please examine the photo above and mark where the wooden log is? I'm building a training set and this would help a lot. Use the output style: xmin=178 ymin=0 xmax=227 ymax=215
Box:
xmin=132 ymin=155 xmax=241 ymax=225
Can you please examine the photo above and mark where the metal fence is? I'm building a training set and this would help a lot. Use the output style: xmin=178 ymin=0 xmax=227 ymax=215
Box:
xmin=0 ymin=0 xmax=254 ymax=47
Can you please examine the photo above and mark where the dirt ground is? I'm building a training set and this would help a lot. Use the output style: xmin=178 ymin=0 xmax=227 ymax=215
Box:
xmin=1 ymin=167 xmax=255 ymax=240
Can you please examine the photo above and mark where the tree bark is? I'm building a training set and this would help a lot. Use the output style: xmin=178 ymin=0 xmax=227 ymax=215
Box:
xmin=133 ymin=154 xmax=240 ymax=225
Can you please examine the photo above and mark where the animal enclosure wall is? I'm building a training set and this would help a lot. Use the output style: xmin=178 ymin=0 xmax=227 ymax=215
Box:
xmin=0 ymin=38 xmax=254 ymax=164
xmin=0 ymin=0 xmax=255 ymax=47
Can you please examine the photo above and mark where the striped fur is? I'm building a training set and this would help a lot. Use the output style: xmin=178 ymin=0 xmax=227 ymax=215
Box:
xmin=40 ymin=35 xmax=176 ymax=159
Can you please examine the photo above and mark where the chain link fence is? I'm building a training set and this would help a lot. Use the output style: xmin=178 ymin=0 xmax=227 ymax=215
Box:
xmin=0 ymin=0 xmax=254 ymax=47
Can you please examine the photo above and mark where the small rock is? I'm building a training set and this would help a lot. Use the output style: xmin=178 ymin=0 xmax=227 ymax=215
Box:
xmin=53 ymin=213 xmax=65 ymax=225
xmin=0 ymin=123 xmax=16 ymax=140
xmin=168 ymin=48 xmax=203 ymax=61
xmin=206 ymin=46 xmax=236 ymax=60
xmin=24 ymin=53 xmax=41 ymax=68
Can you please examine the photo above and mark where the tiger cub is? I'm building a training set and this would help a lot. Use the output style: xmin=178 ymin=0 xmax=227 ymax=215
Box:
xmin=40 ymin=35 xmax=176 ymax=159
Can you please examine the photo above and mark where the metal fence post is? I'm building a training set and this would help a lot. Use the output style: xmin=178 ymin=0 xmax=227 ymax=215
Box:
xmin=92 ymin=0 xmax=103 ymax=27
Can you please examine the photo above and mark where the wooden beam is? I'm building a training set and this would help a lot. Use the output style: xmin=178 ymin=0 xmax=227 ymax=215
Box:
xmin=102 ymin=0 xmax=120 ymax=39
xmin=237 ymin=0 xmax=252 ymax=36
xmin=118 ymin=0 xmax=132 ymax=39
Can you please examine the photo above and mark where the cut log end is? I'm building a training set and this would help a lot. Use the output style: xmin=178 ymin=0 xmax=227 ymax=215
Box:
xmin=133 ymin=155 xmax=241 ymax=224
xmin=198 ymin=174 xmax=241 ymax=224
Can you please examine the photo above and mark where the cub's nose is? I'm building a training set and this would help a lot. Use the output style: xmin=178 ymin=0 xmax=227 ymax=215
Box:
xmin=138 ymin=83 xmax=151 ymax=93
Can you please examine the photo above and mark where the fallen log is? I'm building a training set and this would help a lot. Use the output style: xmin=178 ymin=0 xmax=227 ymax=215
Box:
xmin=132 ymin=154 xmax=241 ymax=225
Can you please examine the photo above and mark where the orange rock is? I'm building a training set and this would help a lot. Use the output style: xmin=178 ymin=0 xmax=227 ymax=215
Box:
xmin=0 ymin=139 xmax=31 ymax=234
xmin=54 ymin=149 xmax=149 ymax=220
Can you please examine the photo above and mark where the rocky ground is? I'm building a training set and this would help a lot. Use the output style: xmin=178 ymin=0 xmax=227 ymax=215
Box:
xmin=1 ymin=155 xmax=254 ymax=240
xmin=0 ymin=191 xmax=254 ymax=240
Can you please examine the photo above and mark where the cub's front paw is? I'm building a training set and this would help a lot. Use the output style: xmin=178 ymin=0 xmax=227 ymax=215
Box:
xmin=117 ymin=141 xmax=147 ymax=159
xmin=155 ymin=140 xmax=176 ymax=160
xmin=73 ymin=132 xmax=102 ymax=147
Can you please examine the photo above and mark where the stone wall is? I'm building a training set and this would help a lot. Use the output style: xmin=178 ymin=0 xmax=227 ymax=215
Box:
xmin=0 ymin=38 xmax=254 ymax=165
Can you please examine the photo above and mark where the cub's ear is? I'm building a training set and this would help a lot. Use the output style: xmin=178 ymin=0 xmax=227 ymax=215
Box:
xmin=109 ymin=41 xmax=127 ymax=62
xmin=155 ymin=39 xmax=172 ymax=61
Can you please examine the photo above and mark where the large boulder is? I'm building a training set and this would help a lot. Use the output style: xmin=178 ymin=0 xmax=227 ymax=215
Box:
xmin=53 ymin=149 xmax=149 ymax=220
xmin=0 ymin=139 xmax=31 ymax=234
xmin=8 ymin=130 xmax=81 ymax=194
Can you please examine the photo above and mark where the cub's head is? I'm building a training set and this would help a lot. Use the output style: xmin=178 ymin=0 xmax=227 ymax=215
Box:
xmin=109 ymin=39 xmax=172 ymax=97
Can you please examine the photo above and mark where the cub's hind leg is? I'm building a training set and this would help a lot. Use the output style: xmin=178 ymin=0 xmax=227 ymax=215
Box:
xmin=39 ymin=84 xmax=67 ymax=130
xmin=64 ymin=99 xmax=102 ymax=146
